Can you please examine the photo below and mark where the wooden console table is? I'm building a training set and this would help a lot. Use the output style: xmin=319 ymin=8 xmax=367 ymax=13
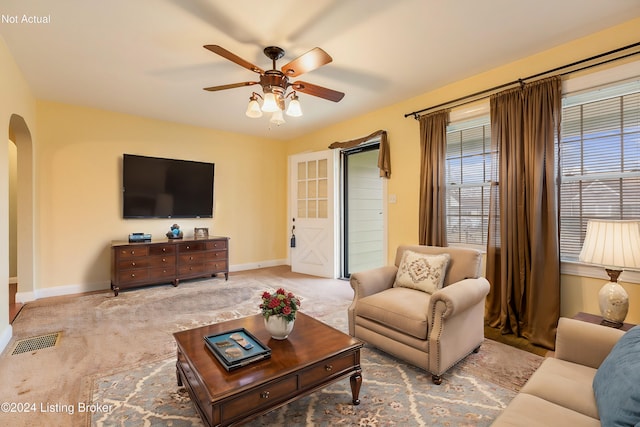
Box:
xmin=110 ymin=236 xmax=229 ymax=296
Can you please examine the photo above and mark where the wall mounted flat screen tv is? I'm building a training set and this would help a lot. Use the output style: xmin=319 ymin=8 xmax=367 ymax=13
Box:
xmin=123 ymin=154 xmax=214 ymax=219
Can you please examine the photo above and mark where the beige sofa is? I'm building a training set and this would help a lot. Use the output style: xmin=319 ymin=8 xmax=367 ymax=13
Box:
xmin=492 ymin=317 xmax=627 ymax=426
xmin=348 ymin=245 xmax=490 ymax=384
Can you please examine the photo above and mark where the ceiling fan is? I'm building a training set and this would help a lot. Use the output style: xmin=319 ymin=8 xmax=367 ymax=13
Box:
xmin=203 ymin=45 xmax=345 ymax=124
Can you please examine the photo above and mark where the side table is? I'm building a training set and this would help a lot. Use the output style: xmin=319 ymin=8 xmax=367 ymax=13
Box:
xmin=573 ymin=312 xmax=636 ymax=332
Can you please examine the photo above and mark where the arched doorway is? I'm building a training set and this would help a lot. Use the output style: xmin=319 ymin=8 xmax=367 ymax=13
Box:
xmin=8 ymin=114 xmax=35 ymax=322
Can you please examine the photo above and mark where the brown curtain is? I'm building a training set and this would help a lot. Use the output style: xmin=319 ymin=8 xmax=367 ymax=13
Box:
xmin=418 ymin=110 xmax=449 ymax=246
xmin=328 ymin=130 xmax=391 ymax=178
xmin=486 ymin=77 xmax=561 ymax=349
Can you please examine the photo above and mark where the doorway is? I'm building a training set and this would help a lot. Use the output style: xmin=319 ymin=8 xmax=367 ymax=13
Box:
xmin=7 ymin=114 xmax=35 ymax=324
xmin=341 ymin=143 xmax=385 ymax=278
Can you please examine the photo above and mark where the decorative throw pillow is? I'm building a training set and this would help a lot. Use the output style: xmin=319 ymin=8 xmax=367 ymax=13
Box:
xmin=592 ymin=325 xmax=640 ymax=427
xmin=394 ymin=250 xmax=450 ymax=294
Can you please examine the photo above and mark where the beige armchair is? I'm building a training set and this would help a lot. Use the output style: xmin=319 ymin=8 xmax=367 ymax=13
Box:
xmin=348 ymin=245 xmax=490 ymax=384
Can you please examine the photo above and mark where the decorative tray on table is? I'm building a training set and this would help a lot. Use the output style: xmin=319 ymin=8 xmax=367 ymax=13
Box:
xmin=203 ymin=328 xmax=271 ymax=371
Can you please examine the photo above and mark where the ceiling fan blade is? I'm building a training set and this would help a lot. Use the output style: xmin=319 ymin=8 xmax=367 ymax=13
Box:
xmin=291 ymin=81 xmax=345 ymax=102
xmin=281 ymin=47 xmax=332 ymax=77
xmin=203 ymin=81 xmax=259 ymax=91
xmin=204 ymin=45 xmax=264 ymax=74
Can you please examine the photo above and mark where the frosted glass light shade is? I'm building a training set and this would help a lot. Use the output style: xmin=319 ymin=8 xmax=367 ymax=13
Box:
xmin=245 ymin=99 xmax=262 ymax=118
xmin=270 ymin=109 xmax=285 ymax=126
xmin=261 ymin=92 xmax=279 ymax=112
xmin=286 ymin=97 xmax=302 ymax=117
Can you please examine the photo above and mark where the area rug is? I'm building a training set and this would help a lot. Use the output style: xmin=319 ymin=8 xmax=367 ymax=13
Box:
xmin=90 ymin=339 xmax=541 ymax=427
xmin=1 ymin=266 xmax=543 ymax=426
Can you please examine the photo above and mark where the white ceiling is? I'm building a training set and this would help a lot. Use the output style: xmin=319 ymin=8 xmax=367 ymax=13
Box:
xmin=1 ymin=0 xmax=639 ymax=140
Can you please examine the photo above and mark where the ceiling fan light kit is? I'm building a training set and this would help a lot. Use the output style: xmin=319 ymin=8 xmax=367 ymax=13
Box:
xmin=204 ymin=45 xmax=344 ymax=126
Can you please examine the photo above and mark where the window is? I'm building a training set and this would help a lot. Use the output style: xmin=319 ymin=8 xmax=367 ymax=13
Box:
xmin=445 ymin=117 xmax=493 ymax=246
xmin=558 ymin=80 xmax=640 ymax=261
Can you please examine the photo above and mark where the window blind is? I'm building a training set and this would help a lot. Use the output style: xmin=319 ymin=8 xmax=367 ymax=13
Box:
xmin=558 ymin=79 xmax=640 ymax=260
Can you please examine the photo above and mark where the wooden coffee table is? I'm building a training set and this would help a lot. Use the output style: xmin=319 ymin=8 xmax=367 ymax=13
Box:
xmin=173 ymin=312 xmax=364 ymax=426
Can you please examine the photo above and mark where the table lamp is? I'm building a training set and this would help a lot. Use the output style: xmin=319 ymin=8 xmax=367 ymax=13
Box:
xmin=579 ymin=219 xmax=640 ymax=327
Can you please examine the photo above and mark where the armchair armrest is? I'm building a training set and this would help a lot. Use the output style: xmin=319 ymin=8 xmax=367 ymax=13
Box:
xmin=349 ymin=265 xmax=397 ymax=300
xmin=555 ymin=317 xmax=625 ymax=369
xmin=348 ymin=265 xmax=397 ymax=336
xmin=429 ymin=278 xmax=490 ymax=321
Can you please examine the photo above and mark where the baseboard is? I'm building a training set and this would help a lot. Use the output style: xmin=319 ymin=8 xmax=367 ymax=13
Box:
xmin=0 ymin=324 xmax=13 ymax=354
xmin=229 ymin=259 xmax=288 ymax=272
xmin=16 ymin=281 xmax=110 ymax=303
xmin=14 ymin=261 xmax=288 ymax=303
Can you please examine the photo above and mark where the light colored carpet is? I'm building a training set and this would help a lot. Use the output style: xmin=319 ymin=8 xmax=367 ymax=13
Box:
xmin=0 ymin=266 xmax=543 ymax=426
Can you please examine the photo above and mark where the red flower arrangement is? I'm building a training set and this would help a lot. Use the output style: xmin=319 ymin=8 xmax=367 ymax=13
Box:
xmin=259 ymin=288 xmax=301 ymax=322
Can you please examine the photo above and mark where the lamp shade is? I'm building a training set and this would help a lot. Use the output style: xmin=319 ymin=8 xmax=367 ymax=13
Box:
xmin=579 ymin=220 xmax=640 ymax=269
xmin=286 ymin=95 xmax=303 ymax=117
xmin=261 ymin=92 xmax=279 ymax=112
xmin=270 ymin=109 xmax=285 ymax=126
xmin=245 ymin=98 xmax=262 ymax=118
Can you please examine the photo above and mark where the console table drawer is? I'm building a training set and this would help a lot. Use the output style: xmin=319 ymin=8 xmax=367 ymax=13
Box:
xmin=118 ymin=268 xmax=149 ymax=284
xmin=178 ymin=242 xmax=207 ymax=252
xmin=205 ymin=260 xmax=227 ymax=272
xmin=207 ymin=240 xmax=228 ymax=250
xmin=300 ymin=351 xmax=358 ymax=389
xmin=148 ymin=266 xmax=176 ymax=279
xmin=148 ymin=255 xmax=174 ymax=267
xmin=221 ymin=376 xmax=298 ymax=421
xmin=117 ymin=246 xmax=149 ymax=259
xmin=178 ymin=253 xmax=206 ymax=264
xmin=209 ymin=250 xmax=227 ymax=260
xmin=149 ymin=245 xmax=175 ymax=255
xmin=178 ymin=264 xmax=207 ymax=275
xmin=118 ymin=258 xmax=151 ymax=270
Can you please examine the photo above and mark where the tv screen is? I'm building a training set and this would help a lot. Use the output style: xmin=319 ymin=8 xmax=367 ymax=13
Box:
xmin=122 ymin=154 xmax=214 ymax=219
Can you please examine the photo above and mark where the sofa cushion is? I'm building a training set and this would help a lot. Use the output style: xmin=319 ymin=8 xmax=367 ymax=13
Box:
xmin=491 ymin=393 xmax=601 ymax=427
xmin=394 ymin=250 xmax=450 ymax=294
xmin=520 ymin=358 xmax=599 ymax=419
xmin=593 ymin=325 xmax=640 ymax=427
xmin=355 ymin=287 xmax=430 ymax=339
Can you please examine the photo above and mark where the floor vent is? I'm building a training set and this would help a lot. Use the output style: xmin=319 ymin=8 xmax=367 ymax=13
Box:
xmin=12 ymin=332 xmax=61 ymax=355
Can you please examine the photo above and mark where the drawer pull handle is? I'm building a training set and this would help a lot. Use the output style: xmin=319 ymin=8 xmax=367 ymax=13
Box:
xmin=260 ymin=391 xmax=270 ymax=399
xmin=162 ymin=248 xmax=166 ymax=252
xmin=186 ymin=245 xmax=190 ymax=250
xmin=162 ymin=258 xmax=166 ymax=262
xmin=325 ymin=364 xmax=333 ymax=371
xmin=131 ymin=262 xmax=136 ymax=266
xmin=131 ymin=274 xmax=136 ymax=278
xmin=130 ymin=250 xmax=135 ymax=255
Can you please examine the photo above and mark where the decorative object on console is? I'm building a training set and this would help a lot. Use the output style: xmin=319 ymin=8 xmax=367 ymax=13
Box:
xmin=128 ymin=233 xmax=151 ymax=243
xmin=202 ymin=45 xmax=344 ymax=126
xmin=259 ymin=288 xmax=301 ymax=340
xmin=579 ymin=219 xmax=640 ymax=327
xmin=166 ymin=224 xmax=183 ymax=239
xmin=194 ymin=227 xmax=208 ymax=239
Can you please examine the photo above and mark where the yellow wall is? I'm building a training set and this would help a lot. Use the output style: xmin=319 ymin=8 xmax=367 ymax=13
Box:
xmin=35 ymin=101 xmax=288 ymax=290
xmin=286 ymin=17 xmax=640 ymax=324
xmin=0 ymin=36 xmax=37 ymax=342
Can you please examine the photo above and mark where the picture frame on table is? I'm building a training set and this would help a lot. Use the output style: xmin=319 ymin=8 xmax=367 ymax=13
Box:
xmin=194 ymin=227 xmax=209 ymax=239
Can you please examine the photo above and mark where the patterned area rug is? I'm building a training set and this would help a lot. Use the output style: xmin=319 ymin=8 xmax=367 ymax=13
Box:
xmin=88 ymin=275 xmax=543 ymax=427
xmin=91 ymin=340 xmax=540 ymax=427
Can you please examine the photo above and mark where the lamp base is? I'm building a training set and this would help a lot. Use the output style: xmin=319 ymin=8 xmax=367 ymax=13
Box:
xmin=598 ymin=281 xmax=629 ymax=326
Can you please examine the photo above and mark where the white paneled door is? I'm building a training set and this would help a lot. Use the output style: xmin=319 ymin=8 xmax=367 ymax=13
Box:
xmin=289 ymin=150 xmax=338 ymax=278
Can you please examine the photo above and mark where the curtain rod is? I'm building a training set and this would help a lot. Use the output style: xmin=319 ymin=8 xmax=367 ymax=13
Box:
xmin=404 ymin=41 xmax=640 ymax=120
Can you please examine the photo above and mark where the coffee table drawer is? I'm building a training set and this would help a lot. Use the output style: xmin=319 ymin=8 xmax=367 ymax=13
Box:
xmin=300 ymin=351 xmax=357 ymax=389
xmin=221 ymin=376 xmax=298 ymax=420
